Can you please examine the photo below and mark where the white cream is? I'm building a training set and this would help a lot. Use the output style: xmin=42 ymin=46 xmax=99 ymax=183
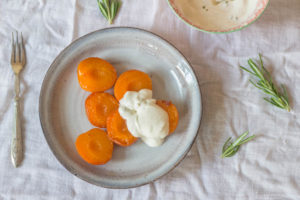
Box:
xmin=118 ymin=89 xmax=169 ymax=147
xmin=174 ymin=0 xmax=259 ymax=30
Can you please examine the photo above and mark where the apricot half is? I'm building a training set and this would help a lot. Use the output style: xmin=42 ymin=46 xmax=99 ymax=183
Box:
xmin=77 ymin=57 xmax=117 ymax=92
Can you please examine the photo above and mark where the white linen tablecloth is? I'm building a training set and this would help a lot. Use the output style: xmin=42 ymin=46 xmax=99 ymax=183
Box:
xmin=1 ymin=0 xmax=300 ymax=199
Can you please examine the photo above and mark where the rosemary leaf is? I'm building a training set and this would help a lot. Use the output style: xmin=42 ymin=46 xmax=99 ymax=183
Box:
xmin=240 ymin=55 xmax=291 ymax=111
xmin=103 ymin=0 xmax=110 ymax=10
xmin=248 ymin=60 xmax=264 ymax=80
xmin=110 ymin=1 xmax=116 ymax=19
xmin=111 ymin=1 xmax=120 ymax=20
xmin=98 ymin=1 xmax=109 ymax=20
xmin=97 ymin=0 xmax=121 ymax=24
xmin=239 ymin=135 xmax=256 ymax=145
xmin=240 ymin=66 xmax=256 ymax=76
xmin=222 ymin=131 xmax=255 ymax=158
xmin=224 ymin=146 xmax=240 ymax=157
xmin=263 ymin=98 xmax=282 ymax=108
xmin=115 ymin=1 xmax=120 ymax=18
xmin=232 ymin=131 xmax=249 ymax=147
xmin=282 ymin=85 xmax=289 ymax=102
xmin=222 ymin=137 xmax=232 ymax=152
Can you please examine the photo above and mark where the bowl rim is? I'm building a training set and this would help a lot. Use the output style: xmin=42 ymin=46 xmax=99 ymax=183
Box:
xmin=167 ymin=0 xmax=270 ymax=34
xmin=39 ymin=27 xmax=203 ymax=189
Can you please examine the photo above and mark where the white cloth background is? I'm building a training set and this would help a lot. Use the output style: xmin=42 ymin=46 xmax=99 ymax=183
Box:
xmin=1 ymin=0 xmax=300 ymax=199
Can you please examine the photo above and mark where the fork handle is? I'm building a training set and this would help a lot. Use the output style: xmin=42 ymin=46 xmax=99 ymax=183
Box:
xmin=11 ymin=90 xmax=23 ymax=167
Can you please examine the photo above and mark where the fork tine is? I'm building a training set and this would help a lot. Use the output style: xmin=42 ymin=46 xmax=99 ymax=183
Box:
xmin=11 ymin=32 xmax=15 ymax=63
xmin=20 ymin=33 xmax=26 ymax=65
xmin=15 ymin=31 xmax=20 ymax=63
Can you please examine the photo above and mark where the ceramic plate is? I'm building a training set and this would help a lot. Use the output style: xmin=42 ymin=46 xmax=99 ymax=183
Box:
xmin=39 ymin=27 xmax=202 ymax=188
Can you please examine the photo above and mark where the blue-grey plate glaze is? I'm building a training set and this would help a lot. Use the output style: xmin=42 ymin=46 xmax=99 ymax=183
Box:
xmin=39 ymin=27 xmax=202 ymax=188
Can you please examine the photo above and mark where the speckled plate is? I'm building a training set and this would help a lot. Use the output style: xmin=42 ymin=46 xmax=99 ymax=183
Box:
xmin=39 ymin=27 xmax=202 ymax=188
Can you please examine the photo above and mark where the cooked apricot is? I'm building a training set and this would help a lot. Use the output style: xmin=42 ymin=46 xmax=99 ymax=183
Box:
xmin=75 ymin=128 xmax=113 ymax=165
xmin=85 ymin=92 xmax=119 ymax=128
xmin=77 ymin=57 xmax=117 ymax=92
xmin=107 ymin=110 xmax=138 ymax=147
xmin=156 ymin=100 xmax=179 ymax=134
xmin=114 ymin=70 xmax=152 ymax=100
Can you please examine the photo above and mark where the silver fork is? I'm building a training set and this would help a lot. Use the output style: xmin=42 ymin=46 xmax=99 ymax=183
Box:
xmin=11 ymin=32 xmax=26 ymax=167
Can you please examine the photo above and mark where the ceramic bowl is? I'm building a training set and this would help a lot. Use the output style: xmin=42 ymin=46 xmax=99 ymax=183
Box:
xmin=167 ymin=0 xmax=269 ymax=33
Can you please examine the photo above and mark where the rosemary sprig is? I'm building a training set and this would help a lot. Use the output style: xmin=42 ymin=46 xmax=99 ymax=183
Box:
xmin=240 ymin=54 xmax=291 ymax=111
xmin=222 ymin=131 xmax=255 ymax=158
xmin=97 ymin=0 xmax=121 ymax=24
